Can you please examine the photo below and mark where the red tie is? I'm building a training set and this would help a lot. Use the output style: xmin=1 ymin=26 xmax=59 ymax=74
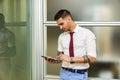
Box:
xmin=69 ymin=32 xmax=74 ymax=57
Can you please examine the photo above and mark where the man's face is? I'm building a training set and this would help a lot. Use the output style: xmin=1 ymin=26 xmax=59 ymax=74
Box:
xmin=56 ymin=17 xmax=71 ymax=31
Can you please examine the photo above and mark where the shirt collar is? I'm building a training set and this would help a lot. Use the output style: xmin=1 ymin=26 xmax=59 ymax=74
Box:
xmin=66 ymin=24 xmax=80 ymax=33
xmin=73 ymin=24 xmax=80 ymax=33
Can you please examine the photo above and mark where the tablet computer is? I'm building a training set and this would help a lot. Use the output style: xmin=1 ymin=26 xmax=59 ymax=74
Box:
xmin=41 ymin=56 xmax=61 ymax=63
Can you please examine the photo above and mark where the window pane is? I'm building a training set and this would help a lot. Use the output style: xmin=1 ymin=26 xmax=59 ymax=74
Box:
xmin=47 ymin=0 xmax=120 ymax=21
xmin=46 ymin=26 xmax=120 ymax=79
xmin=0 ymin=0 xmax=30 ymax=80
xmin=47 ymin=26 xmax=63 ymax=75
xmin=0 ymin=0 xmax=26 ymax=23
xmin=7 ymin=26 xmax=30 ymax=80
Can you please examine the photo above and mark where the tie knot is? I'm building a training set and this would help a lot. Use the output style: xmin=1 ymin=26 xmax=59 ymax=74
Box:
xmin=70 ymin=32 xmax=74 ymax=36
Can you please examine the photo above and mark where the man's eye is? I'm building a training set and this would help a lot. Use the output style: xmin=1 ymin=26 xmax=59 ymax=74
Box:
xmin=60 ymin=23 xmax=64 ymax=25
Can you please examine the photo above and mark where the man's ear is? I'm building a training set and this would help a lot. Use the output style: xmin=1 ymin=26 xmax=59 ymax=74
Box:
xmin=66 ymin=16 xmax=72 ymax=22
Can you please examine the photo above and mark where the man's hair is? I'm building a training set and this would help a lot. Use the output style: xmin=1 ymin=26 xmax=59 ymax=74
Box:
xmin=54 ymin=9 xmax=73 ymax=21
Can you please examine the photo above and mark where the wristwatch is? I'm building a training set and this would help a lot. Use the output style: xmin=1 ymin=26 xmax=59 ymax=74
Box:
xmin=70 ymin=57 xmax=74 ymax=64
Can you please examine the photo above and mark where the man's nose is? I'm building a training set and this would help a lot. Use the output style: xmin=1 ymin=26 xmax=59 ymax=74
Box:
xmin=59 ymin=26 xmax=63 ymax=29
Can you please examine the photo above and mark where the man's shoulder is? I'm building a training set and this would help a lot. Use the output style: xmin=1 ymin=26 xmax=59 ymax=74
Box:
xmin=78 ymin=26 xmax=96 ymax=38
xmin=60 ymin=31 xmax=69 ymax=36
xmin=58 ymin=32 xmax=69 ymax=39
xmin=79 ymin=26 xmax=94 ymax=33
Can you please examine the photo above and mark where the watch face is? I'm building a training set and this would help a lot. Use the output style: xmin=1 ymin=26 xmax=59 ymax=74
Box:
xmin=70 ymin=57 xmax=74 ymax=64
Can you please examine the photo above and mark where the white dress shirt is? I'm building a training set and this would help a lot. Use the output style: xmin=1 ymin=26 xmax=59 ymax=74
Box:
xmin=57 ymin=25 xmax=96 ymax=69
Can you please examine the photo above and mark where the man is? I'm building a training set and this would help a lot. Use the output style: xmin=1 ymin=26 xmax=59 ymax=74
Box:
xmin=0 ymin=13 xmax=16 ymax=80
xmin=45 ymin=9 xmax=96 ymax=80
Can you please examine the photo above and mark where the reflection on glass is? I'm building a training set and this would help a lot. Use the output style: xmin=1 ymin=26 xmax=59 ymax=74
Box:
xmin=47 ymin=0 xmax=120 ymax=21
xmin=0 ymin=0 xmax=30 ymax=80
xmin=47 ymin=26 xmax=120 ymax=79
xmin=0 ymin=13 xmax=16 ymax=80
xmin=7 ymin=26 xmax=28 ymax=80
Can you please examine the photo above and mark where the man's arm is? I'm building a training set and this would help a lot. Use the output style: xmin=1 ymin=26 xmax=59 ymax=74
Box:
xmin=58 ymin=54 xmax=96 ymax=63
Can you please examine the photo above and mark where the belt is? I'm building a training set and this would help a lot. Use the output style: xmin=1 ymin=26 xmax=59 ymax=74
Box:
xmin=62 ymin=67 xmax=87 ymax=74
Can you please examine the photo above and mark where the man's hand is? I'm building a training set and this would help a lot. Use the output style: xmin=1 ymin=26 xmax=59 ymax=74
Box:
xmin=42 ymin=56 xmax=61 ymax=64
xmin=57 ymin=54 xmax=70 ymax=62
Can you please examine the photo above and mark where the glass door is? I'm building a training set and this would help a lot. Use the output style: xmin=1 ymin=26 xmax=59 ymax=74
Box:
xmin=0 ymin=0 xmax=31 ymax=80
